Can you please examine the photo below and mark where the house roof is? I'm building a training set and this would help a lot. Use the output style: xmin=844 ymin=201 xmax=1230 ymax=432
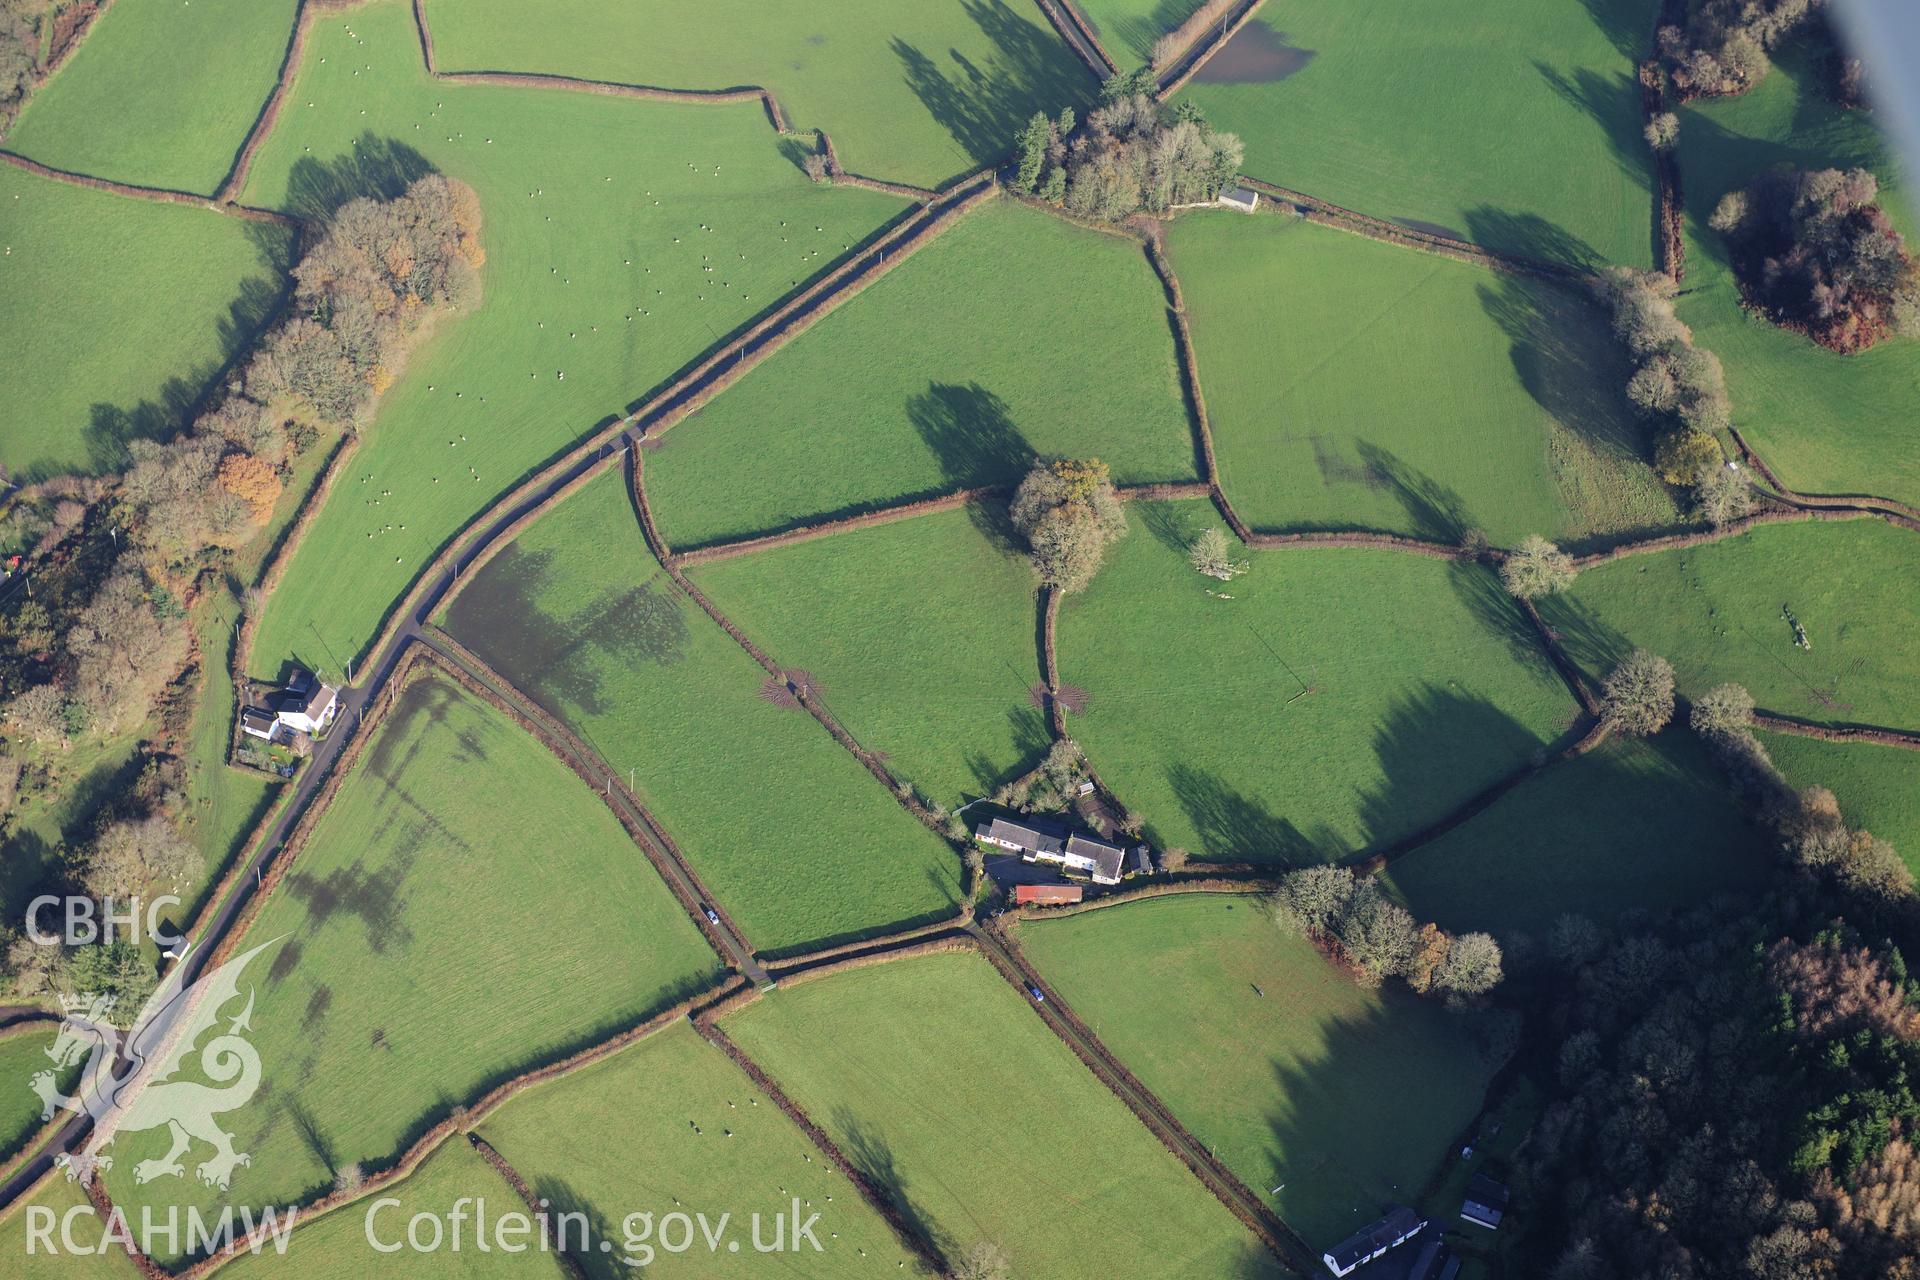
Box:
xmin=285 ymin=682 xmax=337 ymax=719
xmin=1327 ymin=1207 xmax=1425 ymax=1272
xmin=240 ymin=708 xmax=278 ymax=734
xmin=1132 ymin=846 xmax=1153 ymax=874
xmin=1067 ymin=833 xmax=1126 ymax=881
xmin=1461 ymin=1173 xmax=1510 ymax=1229
xmin=979 ymin=817 xmax=1065 ymax=857
xmin=1352 ymin=1237 xmax=1457 ymax=1280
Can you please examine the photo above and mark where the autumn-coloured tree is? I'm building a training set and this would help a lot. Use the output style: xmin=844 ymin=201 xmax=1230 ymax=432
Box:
xmin=217 ymin=452 xmax=282 ymax=525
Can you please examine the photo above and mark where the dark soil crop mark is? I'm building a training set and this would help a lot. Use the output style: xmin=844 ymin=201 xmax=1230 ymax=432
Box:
xmin=448 ymin=544 xmax=689 ymax=718
xmin=302 ymin=985 xmax=333 ymax=1028
xmin=1194 ymin=23 xmax=1316 ymax=84
xmin=285 ymin=857 xmax=415 ymax=954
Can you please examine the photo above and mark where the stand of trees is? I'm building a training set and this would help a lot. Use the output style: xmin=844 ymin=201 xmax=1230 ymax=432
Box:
xmin=1271 ymin=865 xmax=1504 ymax=998
xmin=0 ymin=0 xmax=52 ymax=135
xmin=1012 ymin=70 xmax=1243 ymax=221
xmin=1658 ymin=0 xmax=1826 ymax=100
xmin=1010 ymin=458 xmax=1127 ymax=593
xmin=1711 ymin=167 xmax=1919 ymax=353
xmin=1593 ymin=268 xmax=1755 ymax=524
xmin=1520 ymin=897 xmax=1920 ymax=1279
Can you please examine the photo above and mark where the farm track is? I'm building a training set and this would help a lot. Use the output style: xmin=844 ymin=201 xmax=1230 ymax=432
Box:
xmin=1047 ymin=0 xmax=1120 ymax=77
xmin=1032 ymin=0 xmax=1116 ymax=82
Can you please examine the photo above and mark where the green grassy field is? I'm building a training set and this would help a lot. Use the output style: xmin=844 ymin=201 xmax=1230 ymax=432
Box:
xmin=723 ymin=950 xmax=1284 ymax=1279
xmin=0 ymin=1175 xmax=144 ymax=1278
xmin=1166 ymin=211 xmax=1680 ymax=545
xmin=237 ymin=0 xmax=910 ymax=678
xmin=443 ymin=470 xmax=962 ymax=955
xmin=1057 ymin=499 xmax=1577 ymax=863
xmin=1074 ymin=0 xmax=1205 ymax=65
xmin=0 ymin=164 xmax=290 ymax=479
xmin=421 ymin=0 xmax=1093 ymax=190
xmin=647 ymin=198 xmax=1198 ymax=549
xmin=0 ymin=1024 xmax=58 ymax=1164
xmin=6 ymin=0 xmax=299 ymax=195
xmin=1674 ymin=49 xmax=1920 ymax=509
xmin=1019 ymin=895 xmax=1503 ymax=1249
xmin=99 ymin=671 xmax=721 ymax=1257
xmin=1175 ymin=0 xmax=1655 ymax=268
xmin=479 ymin=1021 xmax=912 ymax=1278
xmin=1761 ymin=731 xmax=1920 ymax=875
xmin=1541 ymin=518 xmax=1920 ymax=733
xmin=1383 ymin=732 xmax=1765 ymax=936
xmin=218 ymin=1142 xmax=568 ymax=1280
xmin=687 ymin=506 xmax=1045 ymax=807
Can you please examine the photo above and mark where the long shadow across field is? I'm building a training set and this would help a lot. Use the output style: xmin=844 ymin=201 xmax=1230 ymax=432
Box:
xmin=892 ymin=0 xmax=1094 ymax=176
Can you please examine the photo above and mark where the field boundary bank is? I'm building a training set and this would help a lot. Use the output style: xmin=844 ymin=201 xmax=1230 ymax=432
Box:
xmin=1752 ymin=714 xmax=1920 ymax=752
xmin=1033 ymin=0 xmax=1115 ymax=82
xmin=350 ymin=174 xmax=996 ymax=682
xmin=1567 ymin=506 xmax=1899 ymax=570
xmin=466 ymin=1135 xmax=591 ymax=1280
xmin=214 ymin=0 xmax=331 ymax=203
xmin=688 ymin=1017 xmax=953 ymax=1277
xmin=814 ymin=129 xmax=939 ymax=202
xmin=762 ymin=917 xmax=974 ymax=979
xmin=412 ymin=0 xmax=787 ymax=135
xmin=1155 ymin=0 xmax=1268 ymax=99
xmin=1350 ymin=719 xmax=1611 ymax=876
xmin=628 ymin=448 xmax=963 ymax=846
xmin=0 ymin=150 xmax=296 ymax=224
xmin=1004 ymin=875 xmax=1273 ymax=921
xmin=1236 ymin=175 xmax=1587 ymax=281
xmin=970 ymin=922 xmax=1310 ymax=1271
xmin=169 ymin=981 xmax=740 ymax=1278
xmin=414 ymin=632 xmax=766 ymax=976
xmin=1641 ymin=57 xmax=1685 ymax=280
xmin=1730 ymin=426 xmax=1920 ymax=524
xmin=669 ymin=481 xmax=1209 ymax=565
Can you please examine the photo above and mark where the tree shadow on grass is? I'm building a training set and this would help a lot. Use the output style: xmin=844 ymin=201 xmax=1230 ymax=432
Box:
xmin=72 ymin=234 xmax=294 ymax=477
xmin=1165 ymin=762 xmax=1324 ymax=865
xmin=1352 ymin=443 xmax=1471 ymax=544
xmin=1134 ymin=496 xmax=1208 ymax=556
xmin=906 ymin=382 xmax=1034 ymax=491
xmin=282 ymin=134 xmax=435 ymax=224
xmin=1354 ymin=683 xmax=1551 ymax=854
xmin=1445 ymin=558 xmax=1561 ymax=680
xmin=1534 ymin=60 xmax=1654 ymax=208
xmin=529 ymin=1173 xmax=623 ymax=1280
xmin=1262 ymin=1005 xmax=1496 ymax=1256
xmin=1473 ymin=274 xmax=1645 ymax=462
xmin=1572 ymin=0 xmax=1653 ymax=59
xmin=834 ymin=1108 xmax=949 ymax=1262
xmin=892 ymin=0 xmax=1095 ymax=177
xmin=1462 ymin=205 xmax=1603 ymax=272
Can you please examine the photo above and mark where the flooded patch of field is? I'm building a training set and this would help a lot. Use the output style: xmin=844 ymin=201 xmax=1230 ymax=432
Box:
xmin=1194 ymin=22 xmax=1316 ymax=84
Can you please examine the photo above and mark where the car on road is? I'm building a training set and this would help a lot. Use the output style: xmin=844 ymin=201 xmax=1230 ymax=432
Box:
xmin=701 ymin=904 xmax=720 ymax=925
xmin=1027 ymin=985 xmax=1045 ymax=1003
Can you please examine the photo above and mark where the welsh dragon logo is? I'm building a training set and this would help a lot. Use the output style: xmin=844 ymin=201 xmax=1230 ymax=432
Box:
xmin=31 ymin=938 xmax=281 ymax=1190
